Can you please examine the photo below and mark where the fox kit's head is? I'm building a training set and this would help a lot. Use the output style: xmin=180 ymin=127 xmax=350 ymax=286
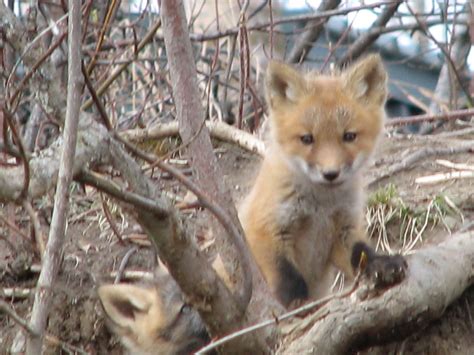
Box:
xmin=265 ymin=55 xmax=387 ymax=186
xmin=98 ymin=269 xmax=209 ymax=355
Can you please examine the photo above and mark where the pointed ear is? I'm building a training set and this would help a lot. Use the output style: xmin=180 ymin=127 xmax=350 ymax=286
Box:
xmin=265 ymin=61 xmax=306 ymax=109
xmin=343 ymin=54 xmax=387 ymax=106
xmin=98 ymin=284 xmax=157 ymax=329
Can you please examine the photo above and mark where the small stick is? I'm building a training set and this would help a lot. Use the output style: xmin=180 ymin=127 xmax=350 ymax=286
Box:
xmin=114 ymin=247 xmax=138 ymax=284
xmin=100 ymin=194 xmax=125 ymax=245
xmin=0 ymin=299 xmax=38 ymax=336
xmin=195 ymin=272 xmax=362 ymax=354
xmin=415 ymin=170 xmax=474 ymax=185
xmin=435 ymin=159 xmax=474 ymax=171
xmin=23 ymin=200 xmax=45 ymax=258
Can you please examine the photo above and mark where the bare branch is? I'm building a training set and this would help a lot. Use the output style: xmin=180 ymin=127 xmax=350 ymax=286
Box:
xmin=287 ymin=0 xmax=341 ymax=64
xmin=104 ymin=131 xmax=254 ymax=351
xmin=161 ymin=0 xmax=252 ymax=310
xmin=121 ymin=118 xmax=265 ymax=156
xmin=387 ymin=108 xmax=474 ymax=127
xmin=188 ymin=2 xmax=395 ymax=42
xmin=81 ymin=19 xmax=162 ymax=111
xmin=412 ymin=3 xmax=473 ymax=134
xmin=26 ymin=1 xmax=82 ymax=352
xmin=337 ymin=1 xmax=403 ymax=66
xmin=160 ymin=1 xmax=280 ymax=351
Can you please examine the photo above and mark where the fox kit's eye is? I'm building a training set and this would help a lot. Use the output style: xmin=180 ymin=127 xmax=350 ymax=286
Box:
xmin=300 ymin=134 xmax=314 ymax=145
xmin=179 ymin=303 xmax=191 ymax=315
xmin=343 ymin=132 xmax=357 ymax=142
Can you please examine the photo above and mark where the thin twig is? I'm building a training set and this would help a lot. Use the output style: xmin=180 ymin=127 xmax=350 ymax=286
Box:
xmin=101 ymin=193 xmax=125 ymax=245
xmin=188 ymin=2 xmax=394 ymax=41
xmin=337 ymin=1 xmax=402 ymax=66
xmin=26 ymin=3 xmax=83 ymax=352
xmin=7 ymin=32 xmax=67 ymax=109
xmin=287 ymin=0 xmax=341 ymax=64
xmin=0 ymin=211 xmax=30 ymax=241
xmin=114 ymin=246 xmax=138 ymax=283
xmin=196 ymin=272 xmax=362 ymax=354
xmin=0 ymin=299 xmax=39 ymax=336
xmin=2 ymin=108 xmax=30 ymax=201
xmin=86 ymin=0 xmax=119 ymax=75
xmin=78 ymin=170 xmax=169 ymax=219
xmin=81 ymin=19 xmax=162 ymax=111
xmin=22 ymin=200 xmax=45 ymax=258
xmin=387 ymin=108 xmax=474 ymax=127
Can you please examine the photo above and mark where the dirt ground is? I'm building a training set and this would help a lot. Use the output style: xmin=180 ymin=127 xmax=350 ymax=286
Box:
xmin=0 ymin=126 xmax=473 ymax=354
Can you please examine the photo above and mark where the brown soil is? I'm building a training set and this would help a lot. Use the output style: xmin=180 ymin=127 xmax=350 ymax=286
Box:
xmin=0 ymin=129 xmax=473 ymax=354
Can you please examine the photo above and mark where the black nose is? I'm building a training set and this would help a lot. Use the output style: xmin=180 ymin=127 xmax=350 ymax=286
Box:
xmin=323 ymin=170 xmax=339 ymax=181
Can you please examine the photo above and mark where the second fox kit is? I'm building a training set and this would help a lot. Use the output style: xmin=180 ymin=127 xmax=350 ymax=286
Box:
xmin=240 ymin=54 xmax=407 ymax=307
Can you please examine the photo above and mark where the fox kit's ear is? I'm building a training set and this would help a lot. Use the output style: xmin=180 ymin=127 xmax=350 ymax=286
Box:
xmin=343 ymin=54 xmax=387 ymax=106
xmin=98 ymin=284 xmax=156 ymax=329
xmin=266 ymin=61 xmax=305 ymax=109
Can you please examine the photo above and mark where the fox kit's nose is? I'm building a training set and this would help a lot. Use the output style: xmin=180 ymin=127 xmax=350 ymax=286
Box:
xmin=322 ymin=170 xmax=340 ymax=181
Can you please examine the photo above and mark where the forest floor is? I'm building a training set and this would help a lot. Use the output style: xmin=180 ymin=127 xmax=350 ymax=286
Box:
xmin=0 ymin=125 xmax=473 ymax=354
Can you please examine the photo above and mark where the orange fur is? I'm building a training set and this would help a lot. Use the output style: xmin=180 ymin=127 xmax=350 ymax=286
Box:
xmin=240 ymin=55 xmax=388 ymax=307
xmin=98 ymin=266 xmax=208 ymax=355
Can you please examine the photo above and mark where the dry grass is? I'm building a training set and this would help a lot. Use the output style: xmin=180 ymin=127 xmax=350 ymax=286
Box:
xmin=366 ymin=184 xmax=463 ymax=255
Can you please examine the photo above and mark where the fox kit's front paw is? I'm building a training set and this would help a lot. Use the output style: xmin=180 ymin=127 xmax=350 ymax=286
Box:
xmin=352 ymin=242 xmax=407 ymax=289
xmin=364 ymin=253 xmax=407 ymax=288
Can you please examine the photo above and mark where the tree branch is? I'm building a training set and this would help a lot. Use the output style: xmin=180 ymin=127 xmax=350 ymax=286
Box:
xmin=161 ymin=0 xmax=249 ymax=311
xmin=0 ymin=115 xmax=109 ymax=202
xmin=121 ymin=120 xmax=265 ymax=156
xmin=187 ymin=2 xmax=394 ymax=42
xmin=26 ymin=2 xmax=82 ymax=352
xmin=287 ymin=0 xmax=341 ymax=64
xmin=160 ymin=1 xmax=280 ymax=351
xmin=337 ymin=1 xmax=402 ymax=67
xmin=103 ymin=130 xmax=257 ymax=351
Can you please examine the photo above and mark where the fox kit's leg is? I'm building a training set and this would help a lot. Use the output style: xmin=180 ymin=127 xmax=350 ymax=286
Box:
xmin=247 ymin=224 xmax=309 ymax=308
xmin=330 ymin=212 xmax=407 ymax=288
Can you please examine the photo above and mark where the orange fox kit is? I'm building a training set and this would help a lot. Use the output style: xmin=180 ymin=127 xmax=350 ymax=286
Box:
xmin=240 ymin=54 xmax=407 ymax=307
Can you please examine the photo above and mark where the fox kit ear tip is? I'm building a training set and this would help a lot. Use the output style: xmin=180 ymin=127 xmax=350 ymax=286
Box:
xmin=266 ymin=60 xmax=287 ymax=79
xmin=265 ymin=62 xmax=305 ymax=106
xmin=97 ymin=284 xmax=113 ymax=299
xmin=267 ymin=60 xmax=283 ymax=69
xmin=365 ymin=53 xmax=382 ymax=62
xmin=344 ymin=54 xmax=387 ymax=105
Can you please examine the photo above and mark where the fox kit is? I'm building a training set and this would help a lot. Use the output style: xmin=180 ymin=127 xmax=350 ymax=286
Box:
xmin=98 ymin=267 xmax=209 ymax=355
xmin=240 ymin=54 xmax=407 ymax=307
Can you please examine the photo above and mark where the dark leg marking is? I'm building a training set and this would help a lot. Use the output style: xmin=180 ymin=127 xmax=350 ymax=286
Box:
xmin=276 ymin=257 xmax=308 ymax=307
xmin=351 ymin=241 xmax=408 ymax=288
